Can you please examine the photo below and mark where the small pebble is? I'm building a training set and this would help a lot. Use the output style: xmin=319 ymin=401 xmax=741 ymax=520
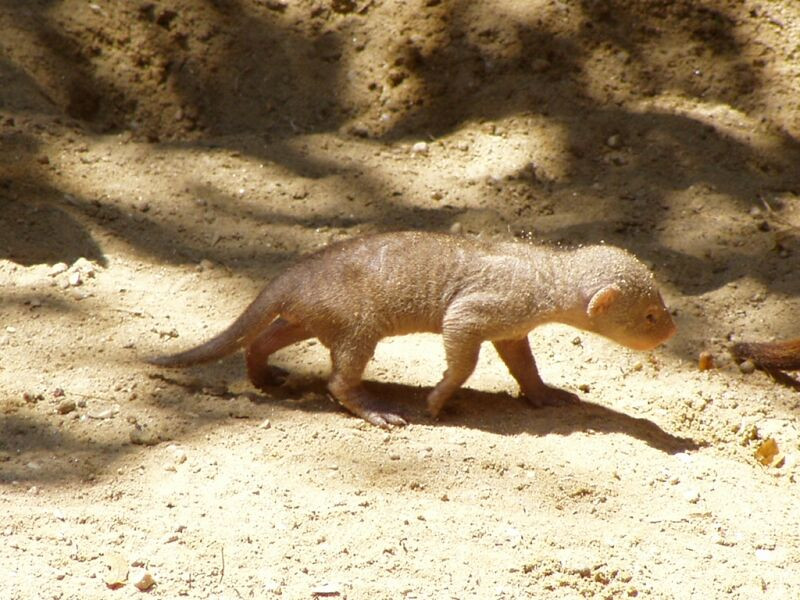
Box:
xmin=57 ymin=400 xmax=76 ymax=415
xmin=130 ymin=425 xmax=159 ymax=446
xmin=411 ymin=141 xmax=428 ymax=154
xmin=49 ymin=263 xmax=68 ymax=277
xmin=683 ymin=489 xmax=701 ymax=504
xmin=311 ymin=582 xmax=341 ymax=597
xmin=197 ymin=259 xmax=214 ymax=272
xmin=606 ymin=134 xmax=622 ymax=148
xmin=168 ymin=445 xmax=187 ymax=464
xmin=738 ymin=360 xmax=756 ymax=374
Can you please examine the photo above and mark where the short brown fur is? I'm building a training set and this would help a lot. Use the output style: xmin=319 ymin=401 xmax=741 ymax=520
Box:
xmin=731 ymin=338 xmax=800 ymax=371
xmin=148 ymin=232 xmax=676 ymax=427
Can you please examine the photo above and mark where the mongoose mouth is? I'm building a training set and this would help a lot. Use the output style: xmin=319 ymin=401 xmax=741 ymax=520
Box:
xmin=621 ymin=319 xmax=676 ymax=351
xmin=641 ymin=319 xmax=677 ymax=350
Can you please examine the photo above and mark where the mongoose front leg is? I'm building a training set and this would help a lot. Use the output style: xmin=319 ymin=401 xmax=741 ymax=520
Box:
xmin=493 ymin=338 xmax=579 ymax=407
xmin=327 ymin=340 xmax=407 ymax=428
xmin=427 ymin=334 xmax=482 ymax=419
xmin=246 ymin=318 xmax=312 ymax=389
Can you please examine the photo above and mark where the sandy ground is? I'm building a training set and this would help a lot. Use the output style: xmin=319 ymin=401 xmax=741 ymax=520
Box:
xmin=2 ymin=1 xmax=800 ymax=598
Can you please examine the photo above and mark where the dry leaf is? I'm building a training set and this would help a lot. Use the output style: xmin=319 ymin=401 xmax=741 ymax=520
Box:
xmin=755 ymin=438 xmax=784 ymax=467
xmin=104 ymin=552 xmax=128 ymax=589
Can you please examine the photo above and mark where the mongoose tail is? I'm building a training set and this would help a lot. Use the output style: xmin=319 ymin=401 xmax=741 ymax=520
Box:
xmin=731 ymin=338 xmax=800 ymax=371
xmin=146 ymin=284 xmax=283 ymax=367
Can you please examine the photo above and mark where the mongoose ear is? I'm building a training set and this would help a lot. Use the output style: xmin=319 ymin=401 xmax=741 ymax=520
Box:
xmin=587 ymin=285 xmax=621 ymax=318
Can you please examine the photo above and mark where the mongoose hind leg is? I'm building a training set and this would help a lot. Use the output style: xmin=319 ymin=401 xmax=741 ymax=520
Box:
xmin=327 ymin=339 xmax=407 ymax=429
xmin=427 ymin=334 xmax=482 ymax=419
xmin=246 ymin=318 xmax=312 ymax=389
xmin=493 ymin=338 xmax=579 ymax=407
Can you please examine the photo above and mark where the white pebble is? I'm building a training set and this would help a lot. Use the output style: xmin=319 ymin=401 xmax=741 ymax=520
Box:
xmin=168 ymin=445 xmax=187 ymax=464
xmin=49 ymin=263 xmax=68 ymax=276
xmin=411 ymin=141 xmax=428 ymax=154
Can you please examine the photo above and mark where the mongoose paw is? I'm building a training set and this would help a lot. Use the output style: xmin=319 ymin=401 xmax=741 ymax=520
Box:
xmin=362 ymin=410 xmax=408 ymax=429
xmin=332 ymin=392 xmax=409 ymax=428
xmin=249 ymin=365 xmax=290 ymax=390
xmin=522 ymin=385 xmax=579 ymax=408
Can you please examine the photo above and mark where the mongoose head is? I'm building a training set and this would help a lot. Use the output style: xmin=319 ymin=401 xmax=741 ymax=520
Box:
xmin=579 ymin=248 xmax=676 ymax=351
xmin=586 ymin=285 xmax=676 ymax=350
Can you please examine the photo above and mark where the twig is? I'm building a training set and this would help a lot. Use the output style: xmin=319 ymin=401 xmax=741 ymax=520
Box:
xmin=218 ymin=545 xmax=225 ymax=585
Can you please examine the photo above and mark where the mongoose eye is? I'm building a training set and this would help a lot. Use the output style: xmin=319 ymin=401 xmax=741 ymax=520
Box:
xmin=645 ymin=312 xmax=657 ymax=324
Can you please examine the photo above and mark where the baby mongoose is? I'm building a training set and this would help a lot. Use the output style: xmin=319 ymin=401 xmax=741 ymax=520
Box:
xmin=148 ymin=232 xmax=676 ymax=427
xmin=731 ymin=338 xmax=800 ymax=371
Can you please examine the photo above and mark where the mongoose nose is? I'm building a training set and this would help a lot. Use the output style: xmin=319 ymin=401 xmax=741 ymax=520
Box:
xmin=663 ymin=318 xmax=677 ymax=341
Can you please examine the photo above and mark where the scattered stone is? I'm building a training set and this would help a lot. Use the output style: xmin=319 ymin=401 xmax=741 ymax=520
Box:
xmin=683 ymin=489 xmax=701 ymax=504
xmin=262 ymin=578 xmax=283 ymax=594
xmin=738 ymin=359 xmax=756 ymax=374
xmin=168 ymin=444 xmax=187 ymax=464
xmin=130 ymin=568 xmax=155 ymax=591
xmin=49 ymin=263 xmax=68 ymax=277
xmin=606 ymin=134 xmax=622 ymax=148
xmin=449 ymin=222 xmax=463 ymax=234
xmin=259 ymin=418 xmax=272 ymax=430
xmin=5 ymin=326 xmax=16 ymax=334
xmin=411 ymin=141 xmax=428 ymax=154
xmin=72 ymin=258 xmax=97 ymax=276
xmin=348 ymin=122 xmax=370 ymax=138
xmin=88 ymin=406 xmax=118 ymax=420
xmin=312 ymin=582 xmax=341 ymax=597
xmin=264 ymin=0 xmax=288 ymax=11
xmin=23 ymin=392 xmax=43 ymax=404
xmin=57 ymin=400 xmax=77 ymax=415
xmin=130 ymin=425 xmax=159 ymax=446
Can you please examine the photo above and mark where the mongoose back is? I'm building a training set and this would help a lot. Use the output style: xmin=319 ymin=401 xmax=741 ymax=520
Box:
xmin=148 ymin=231 xmax=676 ymax=427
